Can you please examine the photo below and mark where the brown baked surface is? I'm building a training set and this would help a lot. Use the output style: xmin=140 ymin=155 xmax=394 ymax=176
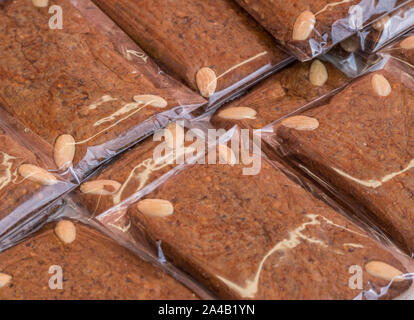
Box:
xmin=0 ymin=109 xmax=72 ymax=244
xmin=211 ymin=60 xmax=349 ymax=130
xmin=78 ymin=131 xmax=184 ymax=218
xmin=91 ymin=0 xmax=290 ymax=96
xmin=0 ymin=222 xmax=197 ymax=300
xmin=0 ymin=0 xmax=205 ymax=178
xmin=128 ymin=160 xmax=411 ymax=299
xmin=276 ymin=67 xmax=414 ymax=254
xmin=235 ymin=0 xmax=407 ymax=60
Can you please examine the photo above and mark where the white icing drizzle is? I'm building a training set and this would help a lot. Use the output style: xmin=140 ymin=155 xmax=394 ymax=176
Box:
xmin=75 ymin=99 xmax=157 ymax=145
xmin=333 ymin=159 xmax=414 ymax=189
xmin=216 ymin=213 xmax=365 ymax=298
xmin=108 ymin=213 xmax=131 ymax=233
xmin=93 ymin=102 xmax=144 ymax=127
xmin=112 ymin=146 xmax=192 ymax=204
xmin=208 ymin=51 xmax=268 ymax=89
xmin=0 ymin=152 xmax=18 ymax=191
xmin=344 ymin=243 xmax=364 ymax=248
xmin=125 ymin=49 xmax=149 ymax=63
xmin=315 ymin=0 xmax=353 ymax=16
xmin=87 ymin=95 xmax=118 ymax=110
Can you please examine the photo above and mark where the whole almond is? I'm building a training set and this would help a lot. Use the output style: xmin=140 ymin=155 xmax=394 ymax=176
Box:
xmin=32 ymin=0 xmax=49 ymax=7
xmin=54 ymin=134 xmax=76 ymax=170
xmin=80 ymin=180 xmax=121 ymax=196
xmin=365 ymin=261 xmax=404 ymax=282
xmin=0 ymin=273 xmax=12 ymax=288
xmin=281 ymin=116 xmax=319 ymax=131
xmin=373 ymin=15 xmax=390 ymax=31
xmin=133 ymin=95 xmax=168 ymax=108
xmin=218 ymin=107 xmax=257 ymax=120
xmin=165 ymin=122 xmax=185 ymax=149
xmin=340 ymin=35 xmax=360 ymax=53
xmin=218 ymin=144 xmax=237 ymax=166
xmin=309 ymin=60 xmax=328 ymax=86
xmin=196 ymin=67 xmax=217 ymax=98
xmin=55 ymin=220 xmax=77 ymax=244
xmin=19 ymin=164 xmax=58 ymax=186
xmin=292 ymin=11 xmax=316 ymax=41
xmin=400 ymin=35 xmax=414 ymax=50
xmin=372 ymin=74 xmax=391 ymax=97
xmin=137 ymin=199 xmax=174 ymax=218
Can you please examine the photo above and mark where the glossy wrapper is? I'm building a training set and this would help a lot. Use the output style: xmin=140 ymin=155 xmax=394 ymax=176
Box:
xmin=0 ymin=0 xmax=206 ymax=182
xmin=84 ymin=126 xmax=413 ymax=300
xmin=268 ymin=56 xmax=414 ymax=258
xmin=235 ymin=0 xmax=412 ymax=61
xmin=0 ymin=108 xmax=75 ymax=252
xmin=91 ymin=0 xmax=294 ymax=109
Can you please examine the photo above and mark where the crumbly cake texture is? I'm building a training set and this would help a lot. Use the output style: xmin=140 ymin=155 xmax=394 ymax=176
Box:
xmin=276 ymin=67 xmax=414 ymax=254
xmin=91 ymin=0 xmax=290 ymax=97
xmin=0 ymin=222 xmax=197 ymax=300
xmin=235 ymin=0 xmax=408 ymax=60
xmin=128 ymin=160 xmax=411 ymax=300
xmin=0 ymin=0 xmax=205 ymax=178
xmin=211 ymin=60 xmax=349 ymax=130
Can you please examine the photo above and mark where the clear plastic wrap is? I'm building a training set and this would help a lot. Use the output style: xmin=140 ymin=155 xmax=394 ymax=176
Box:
xmin=211 ymin=59 xmax=351 ymax=130
xmin=235 ymin=0 xmax=413 ymax=61
xmin=0 ymin=107 xmax=76 ymax=252
xmin=360 ymin=1 xmax=414 ymax=52
xmin=265 ymin=56 xmax=414 ymax=258
xmin=0 ymin=216 xmax=200 ymax=300
xmin=318 ymin=38 xmax=381 ymax=77
xmin=91 ymin=0 xmax=295 ymax=110
xmin=0 ymin=0 xmax=206 ymax=182
xmin=72 ymin=124 xmax=414 ymax=300
xmin=74 ymin=119 xmax=215 ymax=221
xmin=320 ymin=2 xmax=414 ymax=77
xmin=379 ymin=30 xmax=414 ymax=65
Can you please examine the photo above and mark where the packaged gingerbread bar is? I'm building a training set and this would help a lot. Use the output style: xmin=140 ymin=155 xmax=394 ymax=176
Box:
xmin=380 ymin=30 xmax=414 ymax=66
xmin=91 ymin=0 xmax=293 ymax=108
xmin=234 ymin=0 xmax=411 ymax=61
xmin=0 ymin=219 xmax=198 ymax=299
xmin=360 ymin=1 xmax=414 ymax=53
xmin=0 ymin=0 xmax=206 ymax=181
xmin=0 ymin=107 xmax=75 ymax=252
xmin=273 ymin=57 xmax=414 ymax=256
xmin=76 ymin=120 xmax=209 ymax=220
xmin=211 ymin=59 xmax=350 ymax=130
xmin=101 ymin=131 xmax=413 ymax=300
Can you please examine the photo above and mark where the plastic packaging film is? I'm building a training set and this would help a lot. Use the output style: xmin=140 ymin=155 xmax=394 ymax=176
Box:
xmin=320 ymin=1 xmax=414 ymax=77
xmin=0 ymin=0 xmax=206 ymax=182
xmin=359 ymin=0 xmax=414 ymax=52
xmin=66 ymin=120 xmax=237 ymax=300
xmin=0 ymin=107 xmax=76 ymax=252
xmin=67 ymin=122 xmax=413 ymax=300
xmin=264 ymin=56 xmax=414 ymax=264
xmin=234 ymin=0 xmax=413 ymax=61
xmin=90 ymin=0 xmax=295 ymax=109
xmin=0 ymin=217 xmax=200 ymax=299
xmin=211 ymin=59 xmax=351 ymax=131
xmin=379 ymin=30 xmax=414 ymax=66
xmin=74 ymin=119 xmax=217 ymax=222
